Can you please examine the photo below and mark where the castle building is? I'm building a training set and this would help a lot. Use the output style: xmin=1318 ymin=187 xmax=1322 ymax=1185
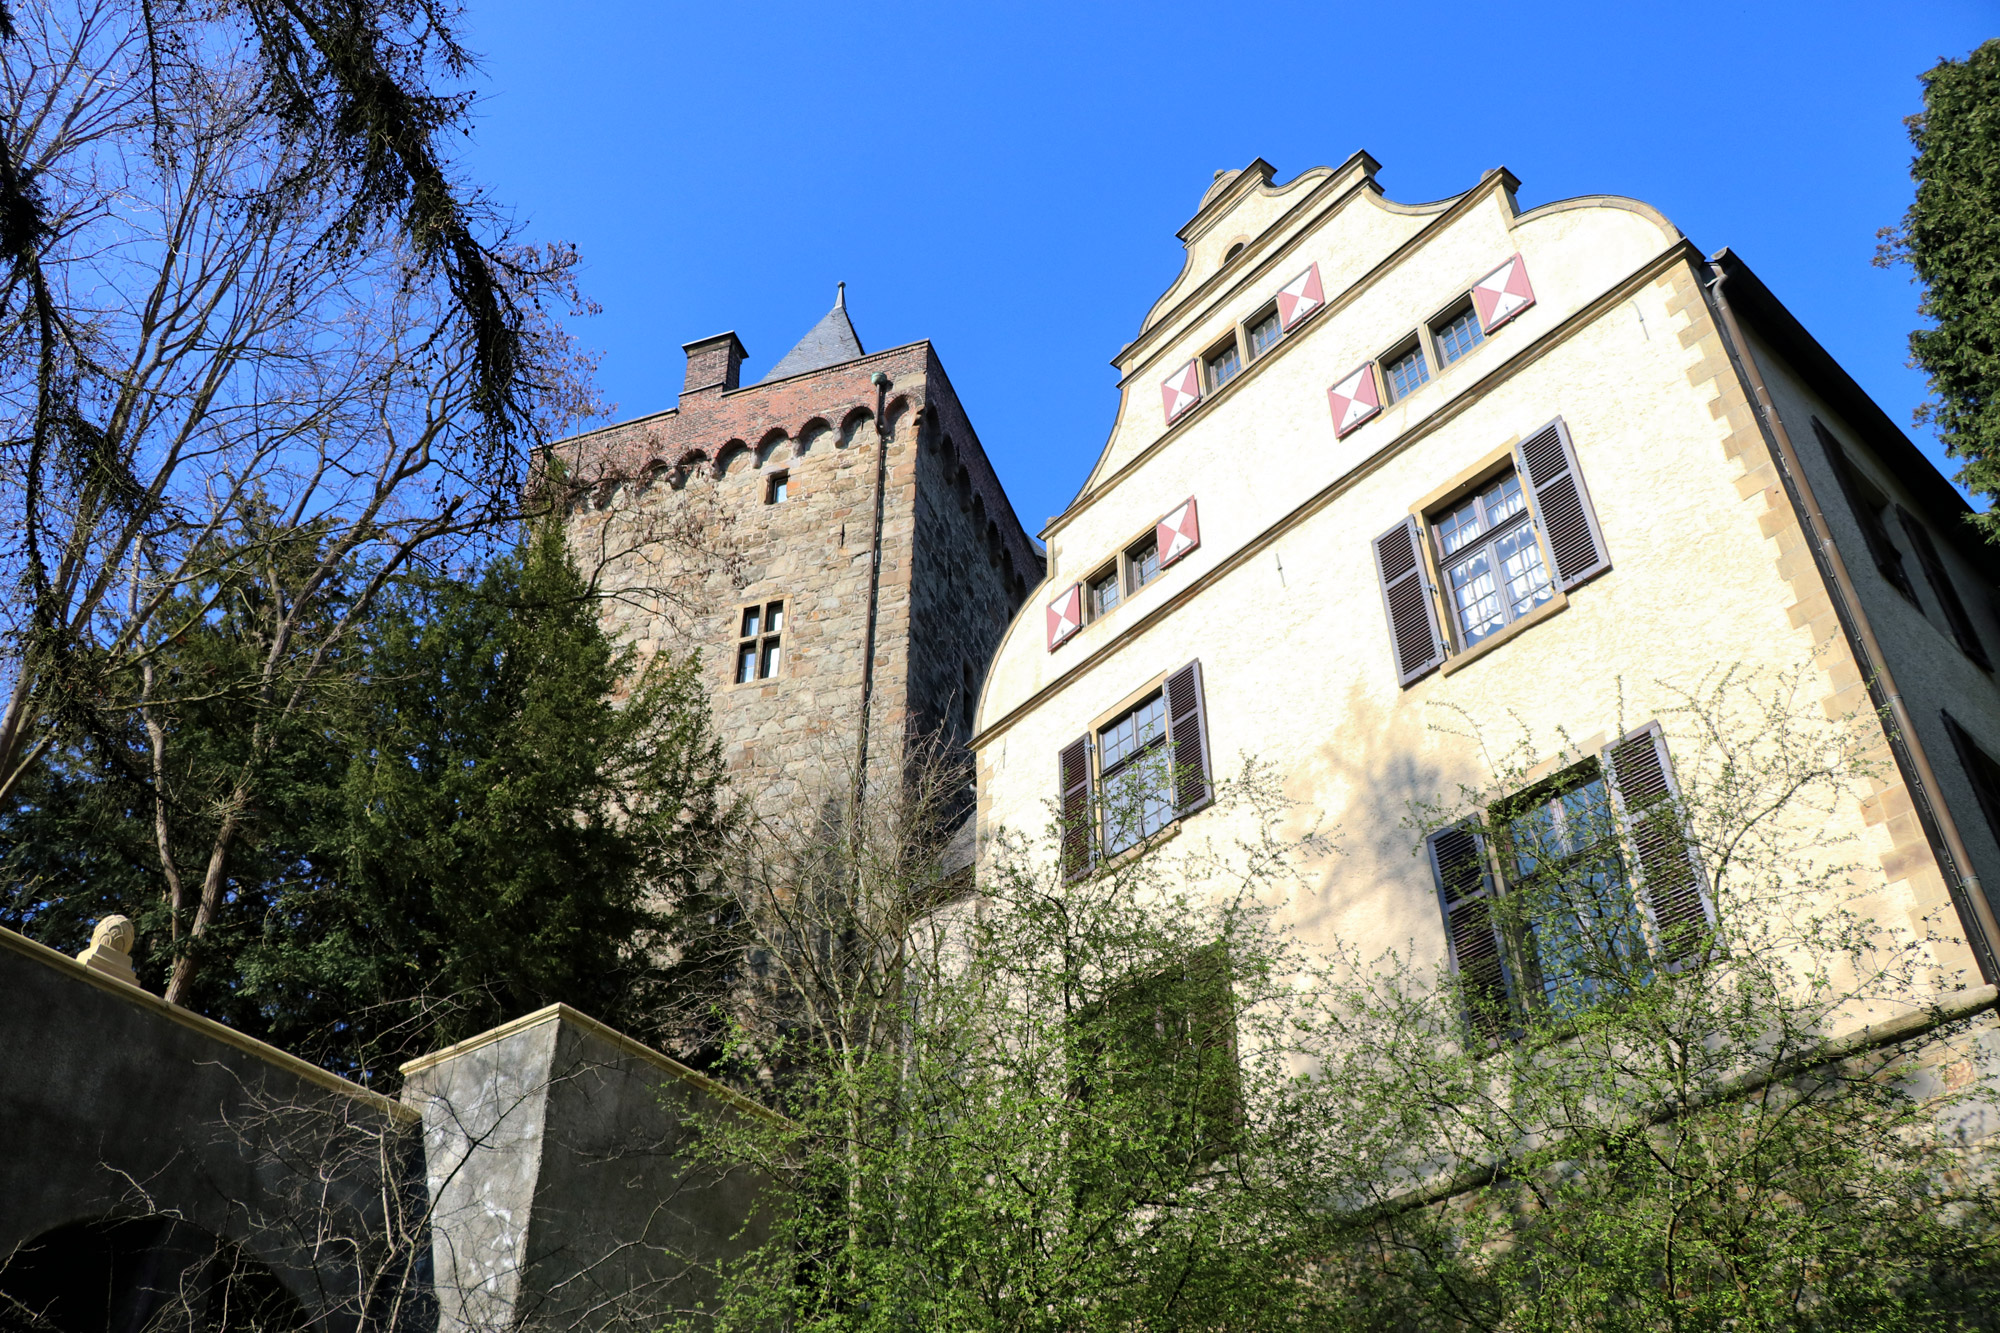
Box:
xmin=972 ymin=155 xmax=2000 ymax=1008
xmin=559 ymin=289 xmax=1041 ymax=815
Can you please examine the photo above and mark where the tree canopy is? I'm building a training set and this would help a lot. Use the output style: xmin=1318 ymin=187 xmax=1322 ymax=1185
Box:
xmin=1883 ymin=38 xmax=2000 ymax=537
xmin=2 ymin=523 xmax=737 ymax=1083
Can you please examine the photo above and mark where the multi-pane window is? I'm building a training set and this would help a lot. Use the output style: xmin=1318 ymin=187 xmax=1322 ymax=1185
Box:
xmin=1087 ymin=566 xmax=1121 ymax=621
xmin=1384 ymin=344 xmax=1430 ymax=401
xmin=1434 ymin=305 xmax=1485 ymax=365
xmin=734 ymin=600 xmax=784 ymax=683
xmin=1247 ymin=308 xmax=1282 ymax=359
xmin=1432 ymin=730 xmax=1708 ymax=1038
xmin=1496 ymin=767 xmax=1645 ymax=1015
xmin=1098 ymin=691 xmax=1174 ymax=855
xmin=1205 ymin=339 xmax=1242 ymax=392
xmin=1432 ymin=470 xmax=1553 ymax=646
xmin=1125 ymin=535 xmax=1162 ymax=595
xmin=1071 ymin=943 xmax=1240 ymax=1192
xmin=765 ymin=472 xmax=789 ymax=504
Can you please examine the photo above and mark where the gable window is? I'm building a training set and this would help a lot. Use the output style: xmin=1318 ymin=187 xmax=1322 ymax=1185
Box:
xmin=1384 ymin=342 xmax=1429 ymax=402
xmin=1057 ymin=661 xmax=1213 ymax=878
xmin=1433 ymin=470 xmax=1554 ymax=646
xmin=1125 ymin=534 xmax=1163 ymax=595
xmin=1433 ymin=304 xmax=1485 ymax=365
xmin=1429 ymin=725 xmax=1709 ymax=1037
xmin=1087 ymin=564 xmax=1121 ymax=621
xmin=1247 ymin=307 xmax=1282 ymax=360
xmin=1099 ymin=691 xmax=1174 ymax=856
xmin=1373 ymin=418 xmax=1610 ymax=686
xmin=1204 ymin=337 xmax=1242 ymax=392
xmin=734 ymin=599 xmax=784 ymax=683
xmin=765 ymin=471 xmax=789 ymax=504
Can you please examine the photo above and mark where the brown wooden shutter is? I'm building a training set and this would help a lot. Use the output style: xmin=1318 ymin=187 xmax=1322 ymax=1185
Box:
xmin=1059 ymin=735 xmax=1094 ymax=881
xmin=1373 ymin=516 xmax=1446 ymax=686
xmin=1602 ymin=723 xmax=1710 ymax=960
xmin=1515 ymin=418 xmax=1609 ymax=591
xmin=1897 ymin=507 xmax=1991 ymax=670
xmin=1165 ymin=659 xmax=1213 ymax=815
xmin=1810 ymin=419 xmax=1921 ymax=607
xmin=1426 ymin=823 xmax=1512 ymax=1036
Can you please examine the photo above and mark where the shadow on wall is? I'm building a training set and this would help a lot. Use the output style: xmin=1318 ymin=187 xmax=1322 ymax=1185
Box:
xmin=0 ymin=1218 xmax=316 ymax=1333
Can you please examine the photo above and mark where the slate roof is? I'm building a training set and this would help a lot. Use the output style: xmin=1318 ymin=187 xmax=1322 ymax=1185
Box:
xmin=759 ymin=284 xmax=866 ymax=383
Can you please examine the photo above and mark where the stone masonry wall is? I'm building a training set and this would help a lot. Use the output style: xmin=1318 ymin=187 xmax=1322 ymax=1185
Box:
xmin=906 ymin=356 xmax=1036 ymax=756
xmin=558 ymin=341 xmax=1038 ymax=822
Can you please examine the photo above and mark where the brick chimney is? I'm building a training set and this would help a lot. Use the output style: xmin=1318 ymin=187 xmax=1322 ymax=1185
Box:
xmin=682 ymin=331 xmax=747 ymax=397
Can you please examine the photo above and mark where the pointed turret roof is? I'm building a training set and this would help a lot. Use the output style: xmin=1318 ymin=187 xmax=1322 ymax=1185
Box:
xmin=759 ymin=283 xmax=866 ymax=383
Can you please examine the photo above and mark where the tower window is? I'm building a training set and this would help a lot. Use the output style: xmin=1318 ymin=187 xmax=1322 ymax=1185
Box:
xmin=765 ymin=471 xmax=789 ymax=504
xmin=734 ymin=600 xmax=785 ymax=683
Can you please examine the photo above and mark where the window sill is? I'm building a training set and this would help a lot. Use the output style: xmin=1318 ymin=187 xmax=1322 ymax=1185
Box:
xmin=1439 ymin=590 xmax=1569 ymax=677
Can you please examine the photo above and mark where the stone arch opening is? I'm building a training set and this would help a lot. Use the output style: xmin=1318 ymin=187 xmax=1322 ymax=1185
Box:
xmin=797 ymin=418 xmax=833 ymax=456
xmin=754 ymin=430 xmax=790 ymax=467
xmin=0 ymin=1217 xmax=314 ymax=1333
xmin=838 ymin=408 xmax=874 ymax=448
xmin=716 ymin=441 xmax=752 ymax=479
xmin=954 ymin=464 xmax=971 ymax=511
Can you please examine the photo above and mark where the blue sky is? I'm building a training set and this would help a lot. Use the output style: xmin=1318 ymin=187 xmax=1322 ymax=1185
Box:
xmin=458 ymin=0 xmax=1996 ymax=535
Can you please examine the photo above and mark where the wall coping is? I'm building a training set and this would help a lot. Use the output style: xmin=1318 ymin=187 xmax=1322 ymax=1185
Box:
xmin=399 ymin=1001 xmax=789 ymax=1125
xmin=0 ymin=924 xmax=414 ymax=1123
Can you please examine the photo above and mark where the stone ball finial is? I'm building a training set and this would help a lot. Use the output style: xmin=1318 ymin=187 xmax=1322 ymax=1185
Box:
xmin=76 ymin=914 xmax=140 ymax=988
xmin=91 ymin=915 xmax=134 ymax=953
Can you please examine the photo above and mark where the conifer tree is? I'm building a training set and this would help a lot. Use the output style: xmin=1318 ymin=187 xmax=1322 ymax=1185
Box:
xmin=1881 ymin=38 xmax=2000 ymax=536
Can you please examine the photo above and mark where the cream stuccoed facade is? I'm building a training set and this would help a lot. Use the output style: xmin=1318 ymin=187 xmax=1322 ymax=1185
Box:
xmin=970 ymin=153 xmax=2000 ymax=1006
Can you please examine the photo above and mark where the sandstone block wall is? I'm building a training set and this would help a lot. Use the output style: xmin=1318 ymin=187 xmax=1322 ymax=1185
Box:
xmin=560 ymin=341 xmax=1039 ymax=821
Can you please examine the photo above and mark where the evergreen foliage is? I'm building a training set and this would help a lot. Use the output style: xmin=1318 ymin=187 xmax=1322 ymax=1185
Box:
xmin=1883 ymin=39 xmax=2000 ymax=536
xmin=1 ymin=524 xmax=736 ymax=1083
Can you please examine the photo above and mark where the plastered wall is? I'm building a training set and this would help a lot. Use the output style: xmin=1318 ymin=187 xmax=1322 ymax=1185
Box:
xmin=975 ymin=160 xmax=1995 ymax=999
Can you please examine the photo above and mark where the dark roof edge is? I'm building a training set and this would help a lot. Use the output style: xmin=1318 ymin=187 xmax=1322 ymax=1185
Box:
xmin=916 ymin=344 xmax=1044 ymax=571
xmin=1713 ymin=248 xmax=1998 ymax=578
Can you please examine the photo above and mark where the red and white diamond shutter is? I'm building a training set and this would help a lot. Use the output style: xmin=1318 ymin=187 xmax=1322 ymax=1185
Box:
xmin=1160 ymin=358 xmax=1202 ymax=424
xmin=1046 ymin=582 xmax=1083 ymax=651
xmin=1472 ymin=253 xmax=1537 ymax=332
xmin=1275 ymin=262 xmax=1325 ymax=330
xmin=1327 ymin=362 xmax=1382 ymax=438
xmin=1156 ymin=496 xmax=1201 ymax=569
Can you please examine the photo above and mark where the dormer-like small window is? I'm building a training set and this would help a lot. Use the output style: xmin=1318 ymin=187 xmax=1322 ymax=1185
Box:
xmin=1205 ymin=337 xmax=1242 ymax=392
xmin=1247 ymin=307 xmax=1282 ymax=360
xmin=1384 ymin=342 xmax=1430 ymax=403
xmin=1224 ymin=242 xmax=1246 ymax=263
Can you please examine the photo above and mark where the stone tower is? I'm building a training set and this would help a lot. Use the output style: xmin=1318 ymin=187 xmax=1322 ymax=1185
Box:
xmin=558 ymin=288 xmax=1041 ymax=820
